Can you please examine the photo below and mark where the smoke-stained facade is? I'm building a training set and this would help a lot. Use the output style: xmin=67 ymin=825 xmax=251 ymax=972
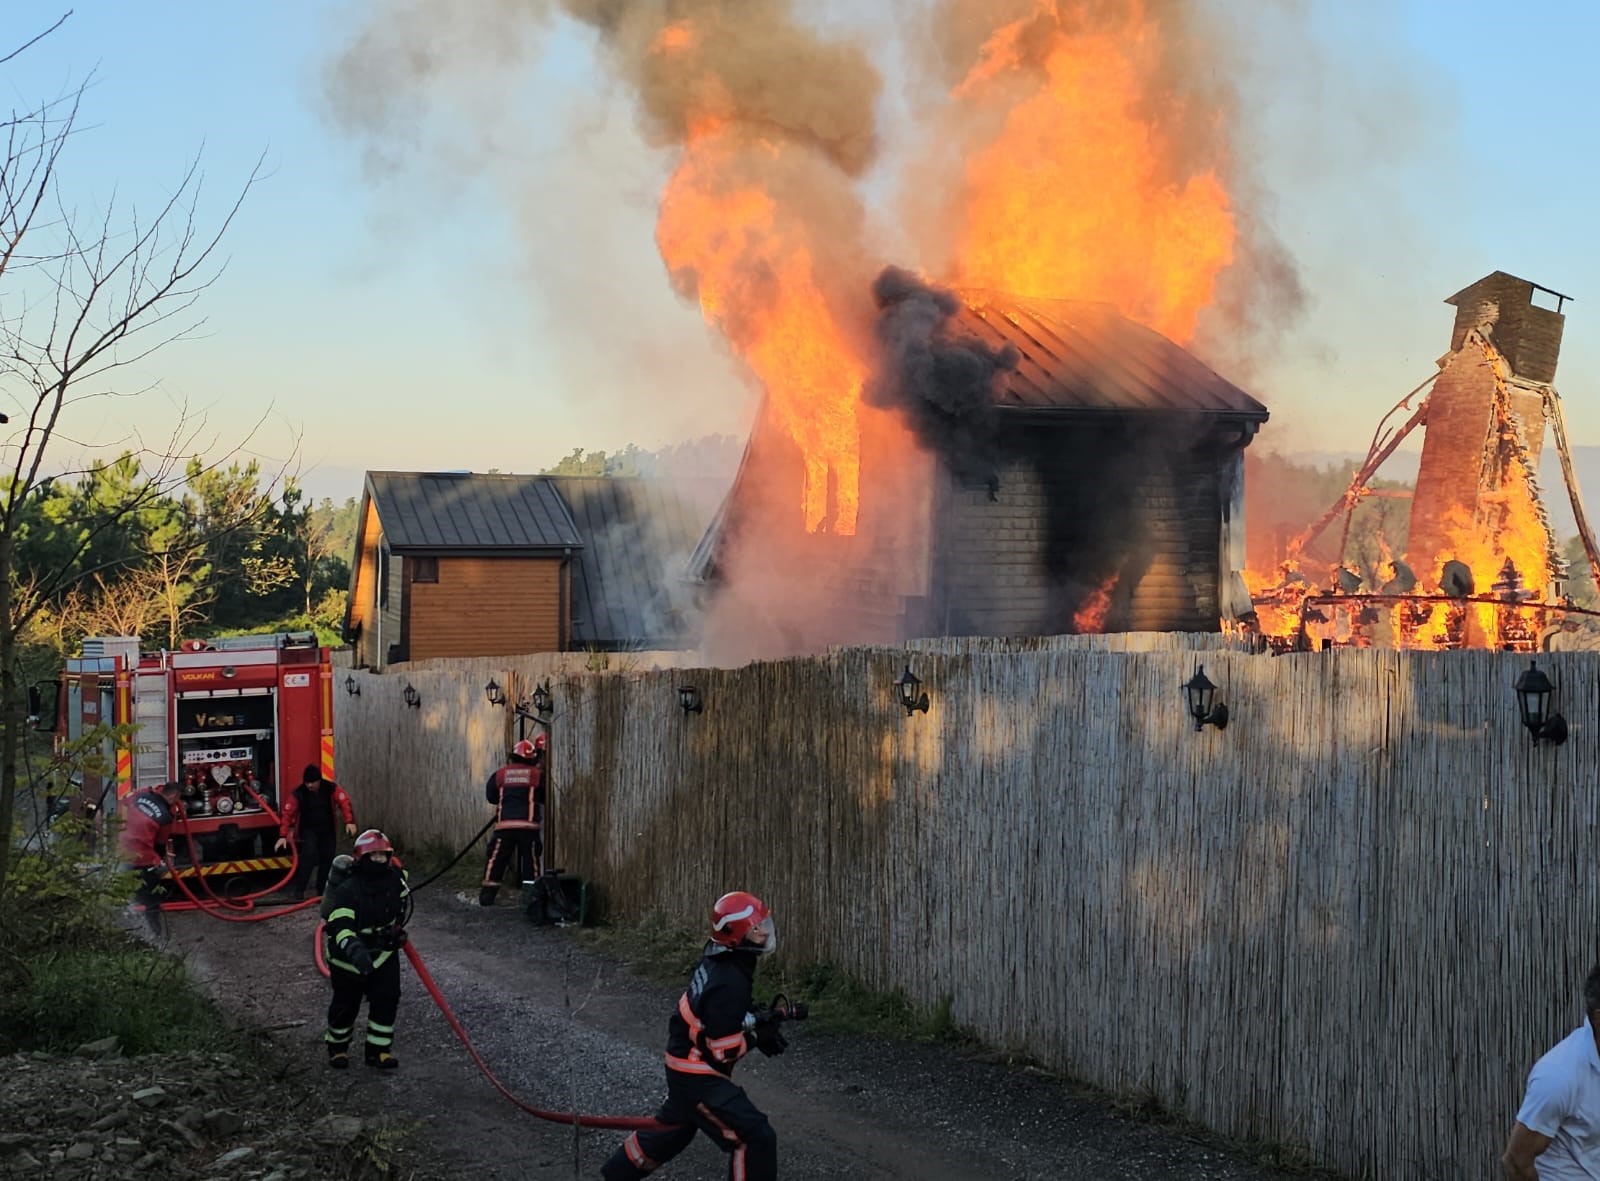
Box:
xmin=690 ymin=293 xmax=1267 ymax=655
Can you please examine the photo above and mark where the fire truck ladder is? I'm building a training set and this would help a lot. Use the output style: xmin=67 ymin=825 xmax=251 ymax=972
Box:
xmin=132 ymin=670 xmax=172 ymax=790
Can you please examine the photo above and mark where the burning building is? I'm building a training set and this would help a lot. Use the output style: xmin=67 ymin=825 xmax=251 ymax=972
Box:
xmin=1249 ymin=271 xmax=1600 ymax=651
xmin=689 ymin=282 xmax=1267 ymax=654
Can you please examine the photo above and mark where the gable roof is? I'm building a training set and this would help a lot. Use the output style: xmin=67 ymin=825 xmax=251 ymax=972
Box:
xmin=547 ymin=476 xmax=720 ymax=649
xmin=365 ymin=471 xmax=582 ymax=552
xmin=955 ymin=292 xmax=1269 ymax=420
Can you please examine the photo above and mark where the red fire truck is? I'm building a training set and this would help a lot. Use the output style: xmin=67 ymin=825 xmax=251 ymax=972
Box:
xmin=53 ymin=633 xmax=336 ymax=878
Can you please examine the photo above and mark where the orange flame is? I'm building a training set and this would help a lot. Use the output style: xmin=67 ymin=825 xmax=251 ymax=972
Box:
xmin=655 ymin=129 xmax=864 ymax=535
xmin=1072 ymin=577 xmax=1117 ymax=634
xmin=949 ymin=0 xmax=1235 ymax=342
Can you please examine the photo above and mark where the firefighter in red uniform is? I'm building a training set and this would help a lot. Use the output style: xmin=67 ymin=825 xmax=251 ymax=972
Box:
xmin=276 ymin=764 xmax=357 ymax=901
xmin=119 ymin=780 xmax=183 ymax=930
xmin=601 ymin=892 xmax=783 ymax=1181
xmin=321 ymin=829 xmax=409 ymax=1069
xmin=478 ymin=734 xmax=546 ymax=907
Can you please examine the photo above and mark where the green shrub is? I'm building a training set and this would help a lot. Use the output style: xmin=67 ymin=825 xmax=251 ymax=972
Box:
xmin=0 ymin=949 xmax=234 ymax=1055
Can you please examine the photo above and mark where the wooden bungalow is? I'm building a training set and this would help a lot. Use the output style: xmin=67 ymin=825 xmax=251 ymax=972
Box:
xmin=689 ymin=292 xmax=1269 ymax=643
xmin=344 ymin=471 xmax=714 ymax=668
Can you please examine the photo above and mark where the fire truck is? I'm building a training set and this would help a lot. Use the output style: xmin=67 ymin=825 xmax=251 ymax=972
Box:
xmin=52 ymin=633 xmax=336 ymax=878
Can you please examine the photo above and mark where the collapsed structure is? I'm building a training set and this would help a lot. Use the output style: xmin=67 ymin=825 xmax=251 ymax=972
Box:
xmin=1250 ymin=271 xmax=1600 ymax=651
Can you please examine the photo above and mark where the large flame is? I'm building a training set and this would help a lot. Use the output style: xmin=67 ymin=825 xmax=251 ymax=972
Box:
xmin=949 ymin=0 xmax=1236 ymax=342
xmin=649 ymin=39 xmax=865 ymax=536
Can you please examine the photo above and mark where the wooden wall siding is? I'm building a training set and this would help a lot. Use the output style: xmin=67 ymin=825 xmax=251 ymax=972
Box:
xmin=349 ymin=499 xmax=383 ymax=668
xmin=380 ymin=545 xmax=403 ymax=663
xmin=334 ymin=638 xmax=1600 ymax=1180
xmin=406 ymin=556 xmax=564 ymax=662
xmin=939 ymin=437 xmax=1221 ymax=637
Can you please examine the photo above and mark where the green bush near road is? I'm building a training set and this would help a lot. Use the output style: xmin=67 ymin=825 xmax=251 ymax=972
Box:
xmin=0 ymin=821 xmax=238 ymax=1056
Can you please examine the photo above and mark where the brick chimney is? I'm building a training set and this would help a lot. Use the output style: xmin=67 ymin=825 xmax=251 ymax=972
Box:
xmin=1406 ymin=272 xmax=1566 ymax=587
xmin=1444 ymin=270 xmax=1566 ymax=384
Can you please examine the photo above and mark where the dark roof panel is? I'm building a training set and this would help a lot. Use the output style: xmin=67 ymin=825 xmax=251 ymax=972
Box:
xmin=955 ymin=292 xmax=1269 ymax=420
xmin=366 ymin=472 xmax=582 ymax=551
xmin=545 ymin=476 xmax=720 ymax=649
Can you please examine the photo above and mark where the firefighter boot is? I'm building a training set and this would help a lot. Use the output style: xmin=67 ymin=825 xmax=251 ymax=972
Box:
xmin=326 ymin=1044 xmax=349 ymax=1070
xmin=365 ymin=1048 xmax=399 ymax=1070
xmin=478 ymin=887 xmax=498 ymax=907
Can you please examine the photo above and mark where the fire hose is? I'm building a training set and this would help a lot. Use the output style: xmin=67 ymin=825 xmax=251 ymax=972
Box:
xmin=154 ymin=787 xmax=316 ymax=921
xmin=311 ymin=920 xmax=670 ymax=1131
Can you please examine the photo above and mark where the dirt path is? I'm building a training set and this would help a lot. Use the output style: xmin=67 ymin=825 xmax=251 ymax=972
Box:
xmin=165 ymin=889 xmax=1341 ymax=1181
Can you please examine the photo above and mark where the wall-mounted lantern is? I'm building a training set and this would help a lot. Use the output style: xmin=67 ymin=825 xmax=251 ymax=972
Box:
xmin=402 ymin=683 xmax=421 ymax=710
xmin=531 ymin=680 xmax=553 ymax=717
xmin=344 ymin=675 xmax=360 ymax=698
xmin=484 ymin=678 xmax=506 ymax=708
xmin=1182 ymin=666 xmax=1229 ymax=732
xmin=894 ymin=666 xmax=930 ymax=716
xmin=1513 ymin=660 xmax=1568 ymax=744
xmin=678 ymin=685 xmax=703 ymax=716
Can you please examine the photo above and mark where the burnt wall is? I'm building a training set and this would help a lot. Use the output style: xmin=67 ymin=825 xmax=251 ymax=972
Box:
xmin=933 ymin=418 xmax=1222 ymax=636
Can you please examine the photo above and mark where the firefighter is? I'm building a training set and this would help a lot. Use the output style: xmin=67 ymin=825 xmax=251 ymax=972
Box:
xmin=119 ymin=780 xmax=183 ymax=931
xmin=601 ymin=891 xmax=784 ymax=1181
xmin=321 ymin=828 xmax=409 ymax=1070
xmin=276 ymin=764 xmax=357 ymax=901
xmin=478 ymin=733 xmax=546 ymax=907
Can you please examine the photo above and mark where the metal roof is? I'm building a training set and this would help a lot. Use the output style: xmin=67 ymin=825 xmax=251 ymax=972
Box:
xmin=545 ymin=477 xmax=720 ymax=649
xmin=954 ymin=292 xmax=1269 ymax=420
xmin=365 ymin=471 xmax=583 ymax=552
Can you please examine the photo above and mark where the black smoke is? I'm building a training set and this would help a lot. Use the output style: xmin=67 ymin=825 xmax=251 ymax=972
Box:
xmin=865 ymin=267 xmax=1018 ymax=494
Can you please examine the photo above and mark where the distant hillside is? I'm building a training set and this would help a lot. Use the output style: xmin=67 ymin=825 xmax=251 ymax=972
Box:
xmin=1278 ymin=447 xmax=1600 ymax=543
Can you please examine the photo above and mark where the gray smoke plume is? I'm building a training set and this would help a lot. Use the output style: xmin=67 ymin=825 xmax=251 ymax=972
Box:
xmin=865 ymin=267 xmax=1017 ymax=493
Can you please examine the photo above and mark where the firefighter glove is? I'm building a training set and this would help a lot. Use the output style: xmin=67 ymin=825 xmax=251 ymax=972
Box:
xmin=340 ymin=938 xmax=374 ymax=976
xmin=751 ymin=1020 xmax=788 ymax=1057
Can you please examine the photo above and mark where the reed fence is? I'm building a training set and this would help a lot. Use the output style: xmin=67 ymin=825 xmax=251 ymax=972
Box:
xmin=333 ymin=634 xmax=1600 ymax=1178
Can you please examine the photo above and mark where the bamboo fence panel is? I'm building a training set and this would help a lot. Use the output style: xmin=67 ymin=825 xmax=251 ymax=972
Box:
xmin=332 ymin=638 xmax=1600 ymax=1179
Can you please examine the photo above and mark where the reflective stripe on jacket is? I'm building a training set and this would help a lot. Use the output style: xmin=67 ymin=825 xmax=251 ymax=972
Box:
xmin=662 ymin=944 xmax=757 ymax=1078
xmin=484 ymin=763 xmax=543 ymax=831
xmin=322 ymin=863 xmax=409 ymax=973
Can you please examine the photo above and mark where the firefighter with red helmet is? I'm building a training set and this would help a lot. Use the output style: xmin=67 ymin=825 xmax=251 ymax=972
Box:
xmin=119 ymin=780 xmax=183 ymax=930
xmin=276 ymin=764 xmax=357 ymax=901
xmin=601 ymin=892 xmax=783 ymax=1181
xmin=321 ymin=829 xmax=409 ymax=1069
xmin=478 ymin=733 xmax=546 ymax=907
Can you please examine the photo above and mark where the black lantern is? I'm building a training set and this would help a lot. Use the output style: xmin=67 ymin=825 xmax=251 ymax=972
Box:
xmin=484 ymin=678 xmax=506 ymax=707
xmin=894 ymin=666 xmax=930 ymax=716
xmin=344 ymin=675 xmax=360 ymax=698
xmin=678 ymin=685 xmax=703 ymax=715
xmin=1513 ymin=660 xmax=1568 ymax=744
xmin=1182 ymin=666 xmax=1229 ymax=732
xmin=531 ymin=680 xmax=553 ymax=717
xmin=402 ymin=683 xmax=421 ymax=710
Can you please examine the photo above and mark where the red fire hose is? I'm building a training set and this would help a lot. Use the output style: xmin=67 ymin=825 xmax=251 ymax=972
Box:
xmin=310 ymin=921 xmax=669 ymax=1132
xmin=159 ymin=785 xmax=308 ymax=918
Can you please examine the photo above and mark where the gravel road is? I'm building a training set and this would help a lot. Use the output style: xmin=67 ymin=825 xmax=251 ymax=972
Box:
xmin=165 ymin=887 xmax=1344 ymax=1181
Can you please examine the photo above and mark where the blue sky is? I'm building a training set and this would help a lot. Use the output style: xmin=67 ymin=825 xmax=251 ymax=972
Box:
xmin=5 ymin=1 xmax=1600 ymax=504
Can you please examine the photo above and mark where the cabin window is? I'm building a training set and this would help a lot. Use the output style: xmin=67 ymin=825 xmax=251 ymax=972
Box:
xmin=410 ymin=556 xmax=439 ymax=584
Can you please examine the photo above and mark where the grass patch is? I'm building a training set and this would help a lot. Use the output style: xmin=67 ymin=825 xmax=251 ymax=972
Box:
xmin=1 ymin=949 xmax=240 ymax=1055
xmin=575 ymin=913 xmax=976 ymax=1046
xmin=399 ymin=831 xmax=491 ymax=892
xmin=0 ymin=819 xmax=243 ymax=1056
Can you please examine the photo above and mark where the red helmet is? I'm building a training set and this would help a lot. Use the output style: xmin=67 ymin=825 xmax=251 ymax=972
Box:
xmin=532 ymin=732 xmax=548 ymax=753
xmin=354 ymin=829 xmax=393 ymax=859
xmin=512 ymin=739 xmax=536 ymax=761
xmin=709 ymin=891 xmax=776 ymax=954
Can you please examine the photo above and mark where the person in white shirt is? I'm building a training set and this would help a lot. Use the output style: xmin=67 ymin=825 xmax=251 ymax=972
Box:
xmin=1504 ymin=965 xmax=1600 ymax=1179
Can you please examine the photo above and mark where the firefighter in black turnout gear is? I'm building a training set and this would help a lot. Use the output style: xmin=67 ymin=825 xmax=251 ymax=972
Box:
xmin=276 ymin=764 xmax=357 ymax=901
xmin=602 ymin=892 xmax=784 ymax=1181
xmin=479 ymin=734 xmax=546 ymax=907
xmin=322 ymin=829 xmax=409 ymax=1069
